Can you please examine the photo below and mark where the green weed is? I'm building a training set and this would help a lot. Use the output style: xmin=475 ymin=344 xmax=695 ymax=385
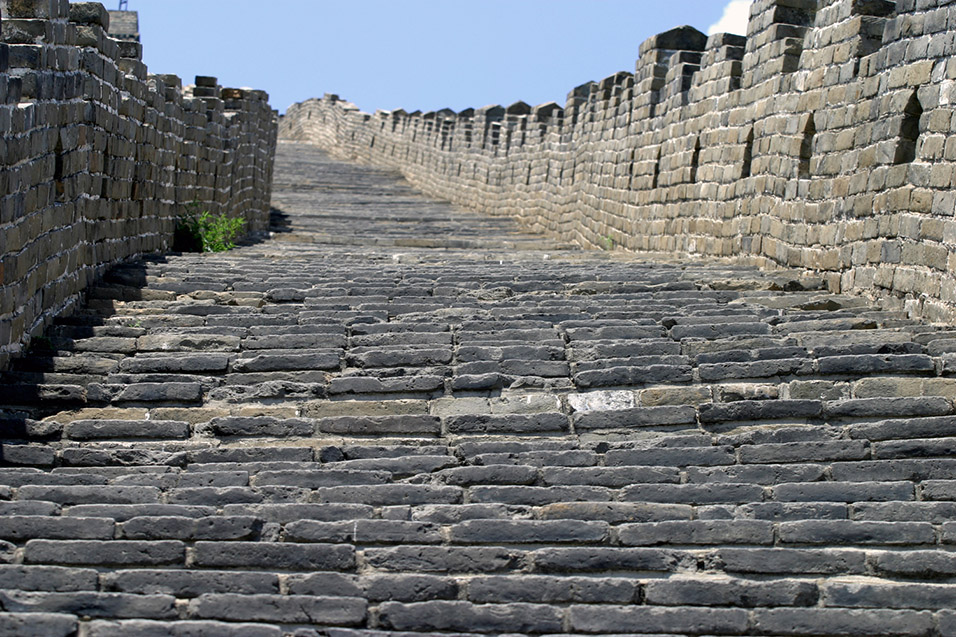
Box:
xmin=174 ymin=203 xmax=245 ymax=253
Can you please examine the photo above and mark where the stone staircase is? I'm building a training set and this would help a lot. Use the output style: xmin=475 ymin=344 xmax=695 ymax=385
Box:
xmin=1 ymin=141 xmax=955 ymax=635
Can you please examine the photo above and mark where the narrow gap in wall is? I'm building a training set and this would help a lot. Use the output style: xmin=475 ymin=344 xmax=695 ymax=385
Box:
xmin=799 ymin=116 xmax=815 ymax=178
xmin=544 ymin=161 xmax=550 ymax=184
xmin=652 ymin=147 xmax=661 ymax=189
xmin=690 ymin=137 xmax=700 ymax=183
xmin=370 ymin=136 xmax=375 ymax=148
xmin=457 ymin=162 xmax=462 ymax=176
xmin=894 ymin=89 xmax=922 ymax=165
xmin=741 ymin=127 xmax=754 ymax=179
xmin=526 ymin=164 xmax=532 ymax=186
xmin=53 ymin=134 xmax=65 ymax=201
xmin=307 ymin=111 xmax=311 ymax=119
xmin=627 ymin=150 xmax=635 ymax=189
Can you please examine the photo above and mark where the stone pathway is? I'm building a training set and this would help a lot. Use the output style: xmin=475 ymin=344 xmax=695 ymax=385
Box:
xmin=1 ymin=141 xmax=956 ymax=635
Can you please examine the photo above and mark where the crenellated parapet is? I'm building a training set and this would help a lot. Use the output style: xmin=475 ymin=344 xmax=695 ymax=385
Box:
xmin=0 ymin=0 xmax=278 ymax=369
xmin=280 ymin=0 xmax=956 ymax=321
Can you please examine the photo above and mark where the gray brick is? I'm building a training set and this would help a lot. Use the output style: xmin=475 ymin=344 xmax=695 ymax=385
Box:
xmin=434 ymin=464 xmax=538 ymax=486
xmin=363 ymin=574 xmax=458 ymax=602
xmin=569 ymin=605 xmax=749 ymax=634
xmin=605 ymin=446 xmax=734 ymax=466
xmin=531 ymin=547 xmax=685 ymax=573
xmin=101 ymin=569 xmax=278 ymax=596
xmin=817 ymin=354 xmax=935 ymax=375
xmin=830 ymin=459 xmax=956 ymax=482
xmin=752 ymin=607 xmax=935 ymax=635
xmin=443 ymin=413 xmax=568 ymax=434
xmin=0 ymin=515 xmax=114 ymax=540
xmin=618 ymin=520 xmax=773 ymax=545
xmin=221 ymin=503 xmax=374 ymax=523
xmin=698 ymin=399 xmax=822 ymax=423
xmin=715 ymin=548 xmax=866 ymax=575
xmin=540 ymin=465 xmax=680 ymax=486
xmin=364 ymin=546 xmax=525 ymax=573
xmin=191 ymin=541 xmax=354 ymax=570
xmin=468 ymin=485 xmax=611 ymax=505
xmin=535 ymin=501 xmax=693 ymax=523
xmin=0 ymin=590 xmax=177 ymax=619
xmin=920 ymin=480 xmax=956 ymax=499
xmin=188 ymin=593 xmax=366 ymax=624
xmin=875 ymin=437 xmax=956 ymax=459
xmin=739 ymin=440 xmax=870 ymax=463
xmin=0 ymin=565 xmax=98 ymax=591
xmin=703 ymin=502 xmax=846 ymax=521
xmin=310 ymin=485 xmax=461 ymax=505
xmin=120 ymin=516 xmax=258 ymax=540
xmin=644 ymin=575 xmax=818 ymax=607
xmin=572 ymin=405 xmax=696 ymax=430
xmin=316 ymin=415 xmax=440 ymax=435
xmin=251 ymin=469 xmax=391 ymax=487
xmin=778 ymin=520 xmax=935 ymax=545
xmin=0 ymin=612 xmax=77 ymax=637
xmin=853 ymin=501 xmax=956 ymax=522
xmin=25 ymin=540 xmax=185 ymax=566
xmin=204 ymin=416 xmax=315 ymax=437
xmin=449 ymin=519 xmax=608 ymax=544
xmin=284 ymin=519 xmax=442 ymax=544
xmin=823 ymin=580 xmax=956 ymax=609
xmin=869 ymin=550 xmax=956 ymax=577
xmin=685 ymin=463 xmax=826 ymax=484
xmin=285 ymin=573 xmax=362 ymax=597
xmin=377 ymin=600 xmax=563 ymax=633
xmin=16 ymin=485 xmax=161 ymax=504
xmin=773 ymin=481 xmax=914 ymax=501
xmin=848 ymin=416 xmax=956 ymax=441
xmin=827 ymin=397 xmax=953 ymax=419
xmin=63 ymin=420 xmax=190 ymax=440
xmin=65 ymin=504 xmax=215 ymax=521
xmin=84 ymin=619 xmax=282 ymax=637
xmin=467 ymin=574 xmax=636 ymax=603
xmin=622 ymin=483 xmax=765 ymax=504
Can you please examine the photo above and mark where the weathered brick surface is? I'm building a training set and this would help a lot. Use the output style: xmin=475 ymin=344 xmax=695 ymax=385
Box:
xmin=281 ymin=0 xmax=956 ymax=325
xmin=2 ymin=108 xmax=956 ymax=634
xmin=0 ymin=3 xmax=277 ymax=369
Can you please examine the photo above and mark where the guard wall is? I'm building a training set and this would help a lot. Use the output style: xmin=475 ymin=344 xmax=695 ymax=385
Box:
xmin=0 ymin=0 xmax=278 ymax=368
xmin=281 ymin=0 xmax=956 ymax=321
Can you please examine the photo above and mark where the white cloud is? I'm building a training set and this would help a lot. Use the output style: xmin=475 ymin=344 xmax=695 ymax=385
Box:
xmin=707 ymin=0 xmax=753 ymax=36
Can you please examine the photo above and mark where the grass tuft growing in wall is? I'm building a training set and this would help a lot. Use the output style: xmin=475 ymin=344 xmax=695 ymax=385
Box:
xmin=174 ymin=203 xmax=246 ymax=252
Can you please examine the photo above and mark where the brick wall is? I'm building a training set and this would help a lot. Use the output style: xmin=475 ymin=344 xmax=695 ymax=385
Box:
xmin=280 ymin=0 xmax=956 ymax=322
xmin=0 ymin=0 xmax=278 ymax=369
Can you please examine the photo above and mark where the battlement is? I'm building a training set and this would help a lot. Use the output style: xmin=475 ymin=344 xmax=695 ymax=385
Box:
xmin=281 ymin=0 xmax=956 ymax=322
xmin=0 ymin=1 xmax=278 ymax=368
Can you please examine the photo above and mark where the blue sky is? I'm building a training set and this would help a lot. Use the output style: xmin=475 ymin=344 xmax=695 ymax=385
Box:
xmin=131 ymin=1 xmax=751 ymax=114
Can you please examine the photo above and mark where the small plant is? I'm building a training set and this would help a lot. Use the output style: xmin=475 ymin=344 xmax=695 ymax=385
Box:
xmin=174 ymin=203 xmax=245 ymax=253
xmin=602 ymin=235 xmax=614 ymax=251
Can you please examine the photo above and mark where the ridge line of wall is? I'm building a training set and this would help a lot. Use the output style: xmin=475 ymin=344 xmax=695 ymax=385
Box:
xmin=281 ymin=0 xmax=956 ymax=323
xmin=0 ymin=0 xmax=279 ymax=368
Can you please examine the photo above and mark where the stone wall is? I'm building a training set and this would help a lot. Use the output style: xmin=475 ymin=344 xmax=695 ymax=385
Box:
xmin=0 ymin=0 xmax=278 ymax=369
xmin=280 ymin=0 xmax=956 ymax=322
